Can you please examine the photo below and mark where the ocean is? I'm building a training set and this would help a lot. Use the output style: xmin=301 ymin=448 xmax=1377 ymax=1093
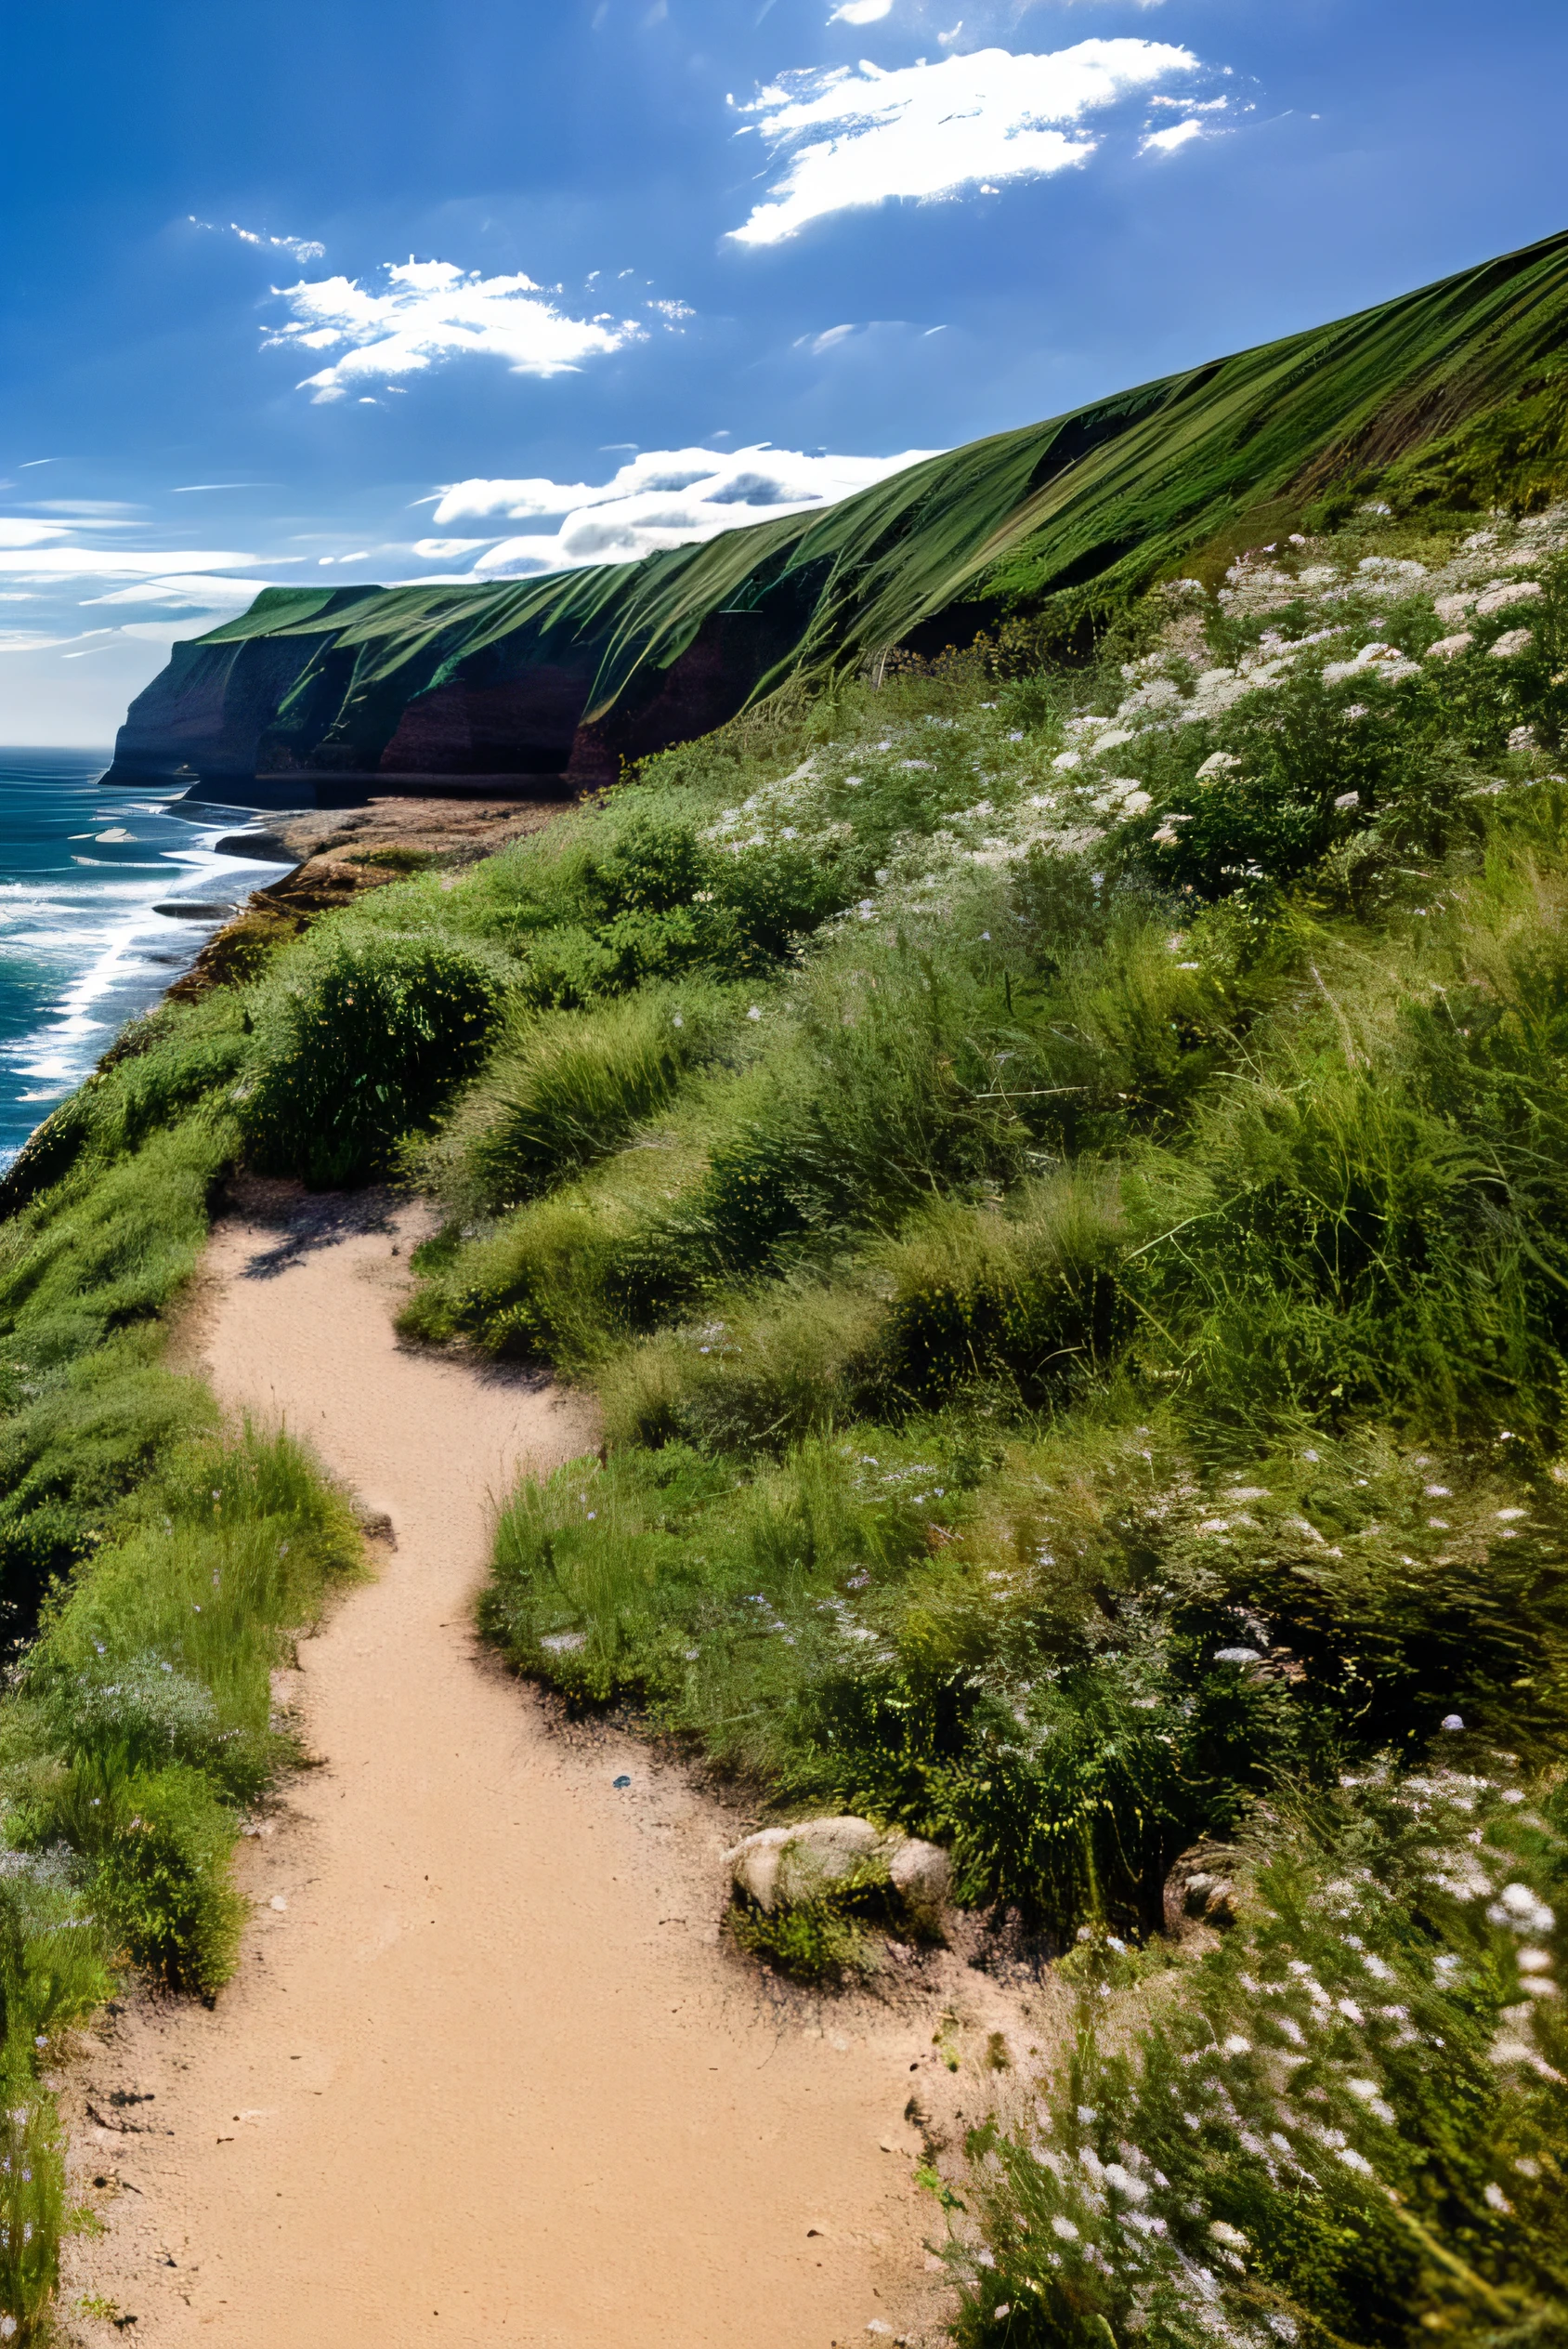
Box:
xmin=0 ymin=750 xmax=292 ymax=1171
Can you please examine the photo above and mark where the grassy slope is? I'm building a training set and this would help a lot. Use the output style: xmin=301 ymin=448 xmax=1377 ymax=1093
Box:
xmin=0 ymin=1083 xmax=360 ymax=2337
xmin=144 ymin=227 xmax=1568 ymax=770
xmin=344 ymin=497 xmax=1568 ymax=2347
xmin=7 ymin=241 xmax=1568 ymax=2340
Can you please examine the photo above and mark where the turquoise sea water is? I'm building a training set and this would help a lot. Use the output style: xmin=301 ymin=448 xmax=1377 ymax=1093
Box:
xmin=0 ymin=750 xmax=291 ymax=1170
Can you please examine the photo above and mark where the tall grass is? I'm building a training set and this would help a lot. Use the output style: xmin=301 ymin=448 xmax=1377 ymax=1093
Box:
xmin=0 ymin=1080 xmax=359 ymax=2333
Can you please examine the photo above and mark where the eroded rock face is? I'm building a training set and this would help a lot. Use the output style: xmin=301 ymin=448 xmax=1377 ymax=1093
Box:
xmin=725 ymin=1815 xmax=952 ymax=1935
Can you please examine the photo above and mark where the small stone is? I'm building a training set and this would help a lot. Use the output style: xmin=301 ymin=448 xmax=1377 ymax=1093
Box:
xmin=1441 ymin=1713 xmax=1465 ymax=1733
xmin=888 ymin=1838 xmax=951 ymax=1934
xmin=1164 ymin=1843 xmax=1239 ymax=1933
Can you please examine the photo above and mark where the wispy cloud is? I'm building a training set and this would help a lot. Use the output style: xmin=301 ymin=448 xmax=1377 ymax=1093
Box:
xmin=264 ymin=259 xmax=674 ymax=402
xmin=431 ymin=443 xmax=938 ymax=575
xmin=729 ymin=38 xmax=1199 ymax=243
xmin=0 ymin=519 xmax=75 ymax=550
xmin=189 ymin=216 xmax=327 ymax=264
xmin=826 ymin=0 xmax=1169 ymax=36
xmin=1140 ymin=114 xmax=1205 ymax=153
xmin=0 ymin=627 xmax=114 ymax=655
xmin=0 ymin=546 xmax=268 ymax=581
xmin=79 ymin=574 xmax=280 ymax=608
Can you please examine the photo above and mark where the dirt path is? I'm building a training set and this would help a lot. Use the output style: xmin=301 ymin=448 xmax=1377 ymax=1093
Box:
xmin=62 ymin=1188 xmax=967 ymax=2348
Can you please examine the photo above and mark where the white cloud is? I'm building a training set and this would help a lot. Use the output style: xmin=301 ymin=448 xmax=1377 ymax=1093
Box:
xmin=830 ymin=1 xmax=895 ymax=20
xmin=0 ymin=545 xmax=269 ymax=581
xmin=1140 ymin=114 xmax=1206 ymax=152
xmin=190 ymin=216 xmax=327 ymax=264
xmin=80 ymin=573 xmax=281 ymax=608
xmin=729 ymin=38 xmax=1199 ymax=243
xmin=0 ymin=519 xmax=74 ymax=550
xmin=265 ymin=259 xmax=662 ymax=402
xmin=0 ymin=626 xmax=114 ymax=654
xmin=412 ymin=537 xmax=497 ymax=559
xmin=431 ymin=443 xmax=939 ymax=577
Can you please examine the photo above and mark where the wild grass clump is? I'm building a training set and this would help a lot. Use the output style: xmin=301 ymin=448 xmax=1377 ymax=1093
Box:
xmin=242 ymin=928 xmax=507 ymax=1187
xmin=952 ymin=1764 xmax=1568 ymax=2349
xmin=10 ymin=1423 xmax=360 ymax=1991
xmin=728 ymin=1878 xmax=880 ymax=1982
xmin=408 ymin=978 xmax=743 ymax=1216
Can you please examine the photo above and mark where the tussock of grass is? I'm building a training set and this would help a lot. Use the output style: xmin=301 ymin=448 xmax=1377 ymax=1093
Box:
xmin=240 ymin=928 xmax=508 ymax=1188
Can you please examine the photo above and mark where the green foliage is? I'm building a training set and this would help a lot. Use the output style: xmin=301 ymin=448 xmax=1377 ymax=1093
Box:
xmin=69 ymin=1762 xmax=244 ymax=1995
xmin=13 ymin=1422 xmax=359 ymax=1993
xmin=1382 ymin=361 xmax=1568 ymax=516
xmin=955 ymin=1769 xmax=1568 ymax=2349
xmin=242 ymin=929 xmax=505 ymax=1187
xmin=728 ymin=1877 xmax=880 ymax=1981
xmin=412 ymin=981 xmax=741 ymax=1216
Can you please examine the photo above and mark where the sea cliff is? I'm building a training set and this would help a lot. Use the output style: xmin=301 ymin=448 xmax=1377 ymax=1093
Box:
xmin=105 ymin=227 xmax=1568 ymax=800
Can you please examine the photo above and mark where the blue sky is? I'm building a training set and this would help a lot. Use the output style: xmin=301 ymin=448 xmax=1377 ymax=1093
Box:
xmin=2 ymin=0 xmax=1565 ymax=744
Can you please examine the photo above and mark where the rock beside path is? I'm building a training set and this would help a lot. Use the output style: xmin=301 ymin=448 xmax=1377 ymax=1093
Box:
xmin=725 ymin=1816 xmax=952 ymax=1935
xmin=1163 ymin=1843 xmax=1240 ymax=1933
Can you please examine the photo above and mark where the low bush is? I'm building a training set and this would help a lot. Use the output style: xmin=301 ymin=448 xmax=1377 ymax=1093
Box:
xmin=66 ymin=1761 xmax=244 ymax=1995
xmin=242 ymin=929 xmax=506 ymax=1187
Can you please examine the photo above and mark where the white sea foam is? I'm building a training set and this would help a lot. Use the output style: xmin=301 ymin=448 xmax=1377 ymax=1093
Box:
xmin=0 ymin=756 xmax=294 ymax=1166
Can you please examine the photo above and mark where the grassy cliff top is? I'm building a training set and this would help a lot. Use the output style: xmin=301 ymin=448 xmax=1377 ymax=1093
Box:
xmin=192 ymin=226 xmax=1568 ymax=722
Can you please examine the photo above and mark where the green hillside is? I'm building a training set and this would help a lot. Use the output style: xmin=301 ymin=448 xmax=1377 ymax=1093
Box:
xmin=8 ymin=232 xmax=1568 ymax=2343
xmin=112 ymin=227 xmax=1568 ymax=788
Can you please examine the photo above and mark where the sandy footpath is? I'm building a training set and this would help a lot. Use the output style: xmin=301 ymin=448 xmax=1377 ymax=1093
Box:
xmin=59 ymin=1187 xmax=971 ymax=2347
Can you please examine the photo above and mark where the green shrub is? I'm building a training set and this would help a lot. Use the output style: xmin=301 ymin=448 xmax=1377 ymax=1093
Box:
xmin=72 ymin=1762 xmax=244 ymax=1995
xmin=242 ymin=930 xmax=505 ymax=1186
xmin=728 ymin=1883 xmax=878 ymax=1981
xmin=955 ymin=1766 xmax=1568 ymax=2349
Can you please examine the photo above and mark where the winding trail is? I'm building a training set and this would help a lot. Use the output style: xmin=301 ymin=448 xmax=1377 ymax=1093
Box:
xmin=66 ymin=1188 xmax=945 ymax=2347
